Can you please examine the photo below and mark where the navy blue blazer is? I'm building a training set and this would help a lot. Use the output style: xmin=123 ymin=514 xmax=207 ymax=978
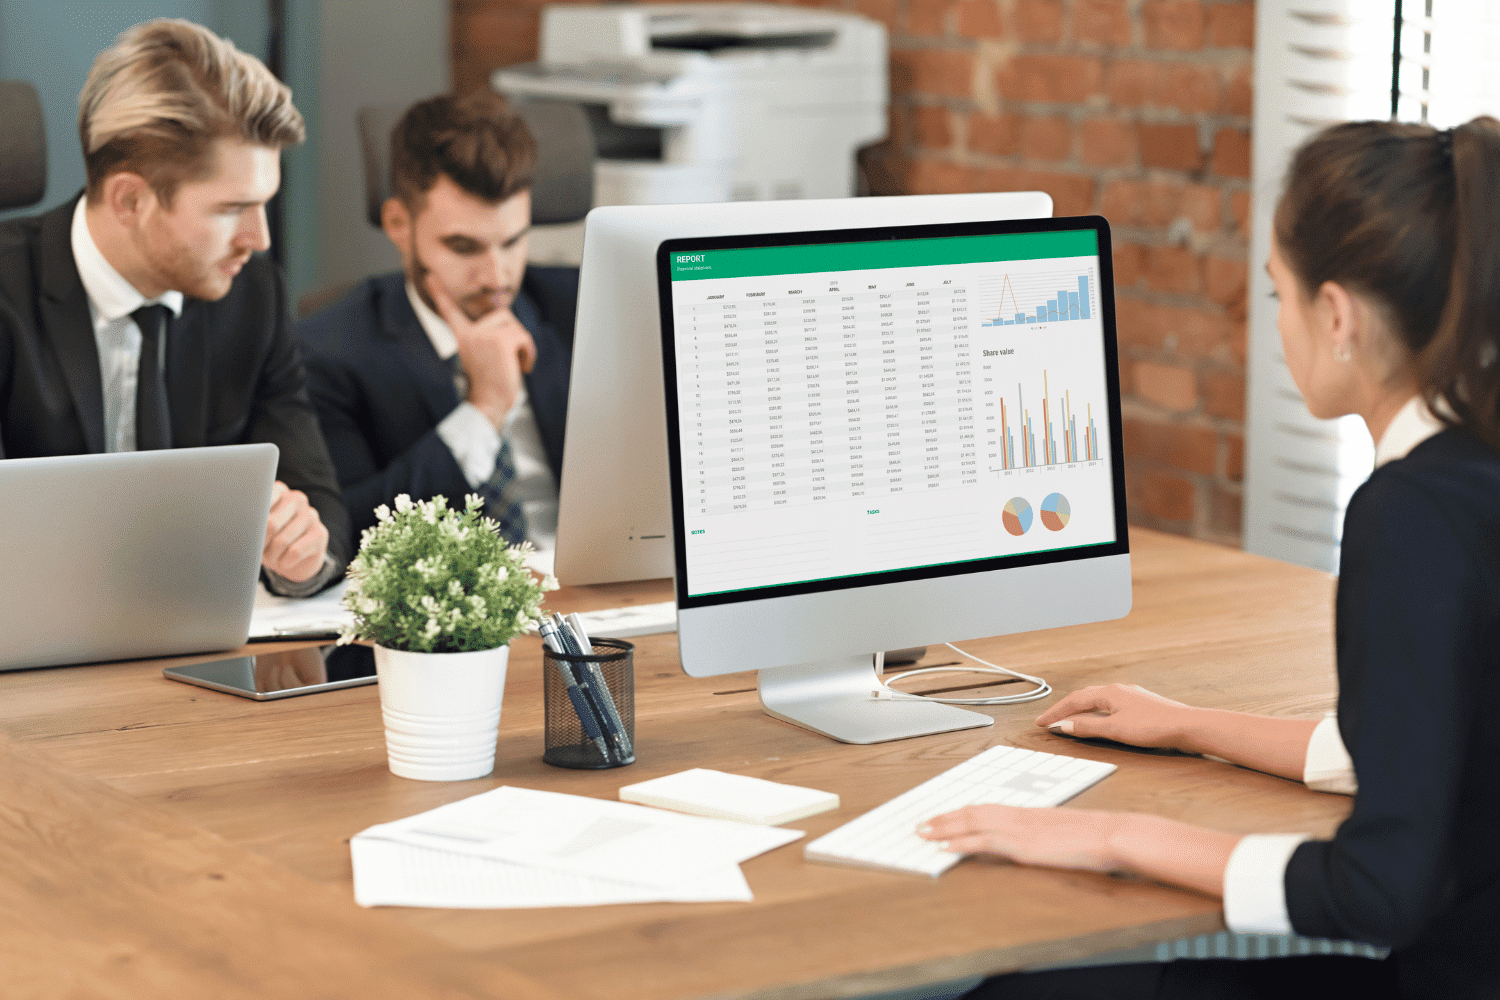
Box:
xmin=296 ymin=269 xmax=573 ymax=551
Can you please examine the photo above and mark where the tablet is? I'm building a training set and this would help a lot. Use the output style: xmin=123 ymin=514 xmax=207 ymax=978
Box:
xmin=163 ymin=646 xmax=377 ymax=700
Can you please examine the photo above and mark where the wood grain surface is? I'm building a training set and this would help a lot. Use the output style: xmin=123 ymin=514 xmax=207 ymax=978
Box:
xmin=0 ymin=530 xmax=1351 ymax=999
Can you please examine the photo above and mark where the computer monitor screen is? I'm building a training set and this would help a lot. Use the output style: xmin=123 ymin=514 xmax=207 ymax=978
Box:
xmin=658 ymin=216 xmax=1130 ymax=744
xmin=554 ymin=192 xmax=1053 ymax=586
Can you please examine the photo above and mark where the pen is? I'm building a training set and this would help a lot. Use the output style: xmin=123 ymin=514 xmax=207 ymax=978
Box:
xmin=552 ymin=614 xmax=631 ymax=762
xmin=564 ymin=613 xmax=594 ymax=655
xmin=537 ymin=618 xmax=567 ymax=655
xmin=550 ymin=613 xmax=627 ymax=761
xmin=539 ymin=619 xmax=616 ymax=763
xmin=564 ymin=613 xmax=634 ymax=761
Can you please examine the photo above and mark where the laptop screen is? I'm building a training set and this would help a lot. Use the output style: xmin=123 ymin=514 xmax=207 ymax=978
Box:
xmin=658 ymin=217 xmax=1127 ymax=605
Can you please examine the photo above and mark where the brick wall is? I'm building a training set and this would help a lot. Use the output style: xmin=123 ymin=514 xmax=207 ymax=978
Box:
xmin=453 ymin=0 xmax=1254 ymax=547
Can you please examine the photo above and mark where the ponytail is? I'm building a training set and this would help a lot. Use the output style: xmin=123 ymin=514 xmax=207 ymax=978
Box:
xmin=1422 ymin=117 xmax=1500 ymax=449
xmin=1276 ymin=116 xmax=1500 ymax=449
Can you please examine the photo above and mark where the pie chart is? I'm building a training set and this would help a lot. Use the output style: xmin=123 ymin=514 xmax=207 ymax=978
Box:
xmin=1002 ymin=497 xmax=1032 ymax=536
xmin=1040 ymin=492 xmax=1071 ymax=531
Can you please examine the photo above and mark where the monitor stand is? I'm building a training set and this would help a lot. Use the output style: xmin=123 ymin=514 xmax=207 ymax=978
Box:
xmin=758 ymin=654 xmax=994 ymax=745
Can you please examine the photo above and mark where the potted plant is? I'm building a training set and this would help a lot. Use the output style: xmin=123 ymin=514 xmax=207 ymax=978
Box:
xmin=340 ymin=493 xmax=555 ymax=781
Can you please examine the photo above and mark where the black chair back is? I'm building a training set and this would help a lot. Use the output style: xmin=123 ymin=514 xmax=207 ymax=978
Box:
xmin=0 ymin=81 xmax=46 ymax=211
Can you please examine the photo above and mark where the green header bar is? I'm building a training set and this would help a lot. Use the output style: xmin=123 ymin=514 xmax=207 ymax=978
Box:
xmin=669 ymin=229 xmax=1097 ymax=281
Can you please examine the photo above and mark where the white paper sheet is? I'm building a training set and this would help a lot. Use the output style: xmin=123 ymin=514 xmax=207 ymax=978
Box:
xmin=350 ymin=838 xmax=753 ymax=908
xmin=355 ymin=786 xmax=803 ymax=889
xmin=571 ymin=600 xmax=678 ymax=638
xmin=249 ymin=578 xmax=353 ymax=639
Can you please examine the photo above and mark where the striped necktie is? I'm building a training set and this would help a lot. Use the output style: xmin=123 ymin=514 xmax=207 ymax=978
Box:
xmin=446 ymin=354 xmax=528 ymax=546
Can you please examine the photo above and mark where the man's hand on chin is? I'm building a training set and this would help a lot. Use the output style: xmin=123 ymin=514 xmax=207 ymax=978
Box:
xmin=263 ymin=480 xmax=330 ymax=582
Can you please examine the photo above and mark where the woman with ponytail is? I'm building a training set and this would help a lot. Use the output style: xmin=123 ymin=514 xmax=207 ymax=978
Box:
xmin=919 ymin=118 xmax=1500 ymax=999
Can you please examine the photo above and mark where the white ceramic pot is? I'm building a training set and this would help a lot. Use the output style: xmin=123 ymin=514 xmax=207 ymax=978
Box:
xmin=373 ymin=644 xmax=510 ymax=781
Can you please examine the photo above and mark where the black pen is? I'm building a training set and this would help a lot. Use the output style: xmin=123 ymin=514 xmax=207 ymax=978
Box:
xmin=565 ymin=613 xmax=634 ymax=761
xmin=540 ymin=619 xmax=615 ymax=763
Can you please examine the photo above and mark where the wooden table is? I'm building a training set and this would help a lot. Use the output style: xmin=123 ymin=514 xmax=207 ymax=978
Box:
xmin=0 ymin=530 xmax=1353 ymax=999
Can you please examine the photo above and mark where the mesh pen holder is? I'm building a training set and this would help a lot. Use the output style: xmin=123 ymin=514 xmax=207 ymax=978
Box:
xmin=543 ymin=638 xmax=636 ymax=769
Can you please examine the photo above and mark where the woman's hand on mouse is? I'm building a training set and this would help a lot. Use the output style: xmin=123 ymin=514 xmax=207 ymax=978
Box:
xmin=1035 ymin=683 xmax=1199 ymax=751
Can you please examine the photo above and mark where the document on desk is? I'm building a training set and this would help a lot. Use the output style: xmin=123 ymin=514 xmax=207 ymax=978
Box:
xmin=249 ymin=578 xmax=353 ymax=639
xmin=350 ymin=839 xmax=753 ymax=908
xmin=354 ymin=786 xmax=803 ymax=890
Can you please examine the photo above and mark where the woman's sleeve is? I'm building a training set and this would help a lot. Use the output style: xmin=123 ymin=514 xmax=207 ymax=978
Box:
xmin=1282 ymin=472 xmax=1489 ymax=948
xmin=1303 ymin=714 xmax=1357 ymax=794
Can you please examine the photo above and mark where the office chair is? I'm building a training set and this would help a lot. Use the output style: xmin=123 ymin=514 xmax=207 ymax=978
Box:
xmin=0 ymin=81 xmax=46 ymax=211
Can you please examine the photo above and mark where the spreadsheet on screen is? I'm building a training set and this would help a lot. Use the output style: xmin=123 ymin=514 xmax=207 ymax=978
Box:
xmin=666 ymin=229 xmax=1118 ymax=599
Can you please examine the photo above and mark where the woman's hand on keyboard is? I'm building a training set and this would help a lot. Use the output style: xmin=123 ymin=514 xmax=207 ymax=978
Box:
xmin=916 ymin=805 xmax=1124 ymax=872
xmin=916 ymin=806 xmax=1240 ymax=898
xmin=1034 ymin=684 xmax=1198 ymax=750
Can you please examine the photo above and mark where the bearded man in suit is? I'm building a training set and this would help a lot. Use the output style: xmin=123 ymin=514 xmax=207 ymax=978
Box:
xmin=296 ymin=91 xmax=573 ymax=557
xmin=0 ymin=18 xmax=348 ymax=594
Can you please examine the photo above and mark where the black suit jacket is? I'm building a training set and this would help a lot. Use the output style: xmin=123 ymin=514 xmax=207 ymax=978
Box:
xmin=1285 ymin=429 xmax=1500 ymax=998
xmin=295 ymin=270 xmax=573 ymax=551
xmin=0 ymin=195 xmax=352 ymax=567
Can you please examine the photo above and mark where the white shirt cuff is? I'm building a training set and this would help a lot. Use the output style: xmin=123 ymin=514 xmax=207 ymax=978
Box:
xmin=436 ymin=402 xmax=502 ymax=489
xmin=1223 ymin=833 xmax=1312 ymax=935
xmin=1304 ymin=714 xmax=1357 ymax=795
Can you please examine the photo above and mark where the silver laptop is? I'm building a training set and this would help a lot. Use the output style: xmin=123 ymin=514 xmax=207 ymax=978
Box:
xmin=0 ymin=443 xmax=278 ymax=671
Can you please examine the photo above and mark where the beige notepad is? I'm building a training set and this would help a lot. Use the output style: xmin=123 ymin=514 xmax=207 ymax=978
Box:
xmin=620 ymin=769 xmax=840 ymax=826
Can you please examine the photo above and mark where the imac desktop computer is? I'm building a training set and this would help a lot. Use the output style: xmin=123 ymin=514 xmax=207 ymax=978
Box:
xmin=555 ymin=192 xmax=1053 ymax=587
xmin=656 ymin=216 xmax=1131 ymax=743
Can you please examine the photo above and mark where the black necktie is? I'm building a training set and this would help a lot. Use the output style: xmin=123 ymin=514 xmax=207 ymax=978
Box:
xmin=132 ymin=304 xmax=172 ymax=451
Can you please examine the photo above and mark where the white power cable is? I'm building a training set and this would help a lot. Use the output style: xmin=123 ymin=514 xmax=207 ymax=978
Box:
xmin=871 ymin=643 xmax=1051 ymax=706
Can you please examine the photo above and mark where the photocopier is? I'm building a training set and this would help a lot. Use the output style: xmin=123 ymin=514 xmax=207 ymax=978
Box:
xmin=492 ymin=3 xmax=889 ymax=208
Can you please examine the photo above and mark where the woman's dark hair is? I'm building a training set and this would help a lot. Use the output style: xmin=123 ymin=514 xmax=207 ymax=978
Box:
xmin=1276 ymin=116 xmax=1500 ymax=449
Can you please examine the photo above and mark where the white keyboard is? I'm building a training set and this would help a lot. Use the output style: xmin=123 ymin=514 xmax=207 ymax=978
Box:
xmin=805 ymin=745 xmax=1116 ymax=877
xmin=572 ymin=601 xmax=678 ymax=638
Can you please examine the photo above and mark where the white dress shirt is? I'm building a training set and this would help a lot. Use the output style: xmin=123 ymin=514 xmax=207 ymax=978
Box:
xmin=405 ymin=283 xmax=560 ymax=551
xmin=70 ymin=197 xmax=184 ymax=453
xmin=1222 ymin=395 xmax=1445 ymax=934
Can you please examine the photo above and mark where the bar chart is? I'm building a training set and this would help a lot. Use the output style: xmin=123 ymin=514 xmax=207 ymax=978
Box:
xmin=993 ymin=371 xmax=1101 ymax=471
xmin=978 ymin=271 xmax=1095 ymax=327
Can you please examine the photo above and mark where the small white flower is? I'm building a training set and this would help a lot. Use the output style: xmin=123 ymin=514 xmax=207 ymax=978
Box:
xmin=394 ymin=494 xmax=413 ymax=513
xmin=541 ymin=574 xmax=560 ymax=592
xmin=373 ymin=504 xmax=391 ymax=524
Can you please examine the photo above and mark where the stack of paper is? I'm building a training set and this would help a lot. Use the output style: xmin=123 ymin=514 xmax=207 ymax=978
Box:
xmin=620 ymin=769 xmax=839 ymax=825
xmin=350 ymin=786 xmax=803 ymax=909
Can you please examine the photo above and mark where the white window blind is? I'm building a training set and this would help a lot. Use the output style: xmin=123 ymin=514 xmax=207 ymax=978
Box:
xmin=1244 ymin=1 xmax=1500 ymax=572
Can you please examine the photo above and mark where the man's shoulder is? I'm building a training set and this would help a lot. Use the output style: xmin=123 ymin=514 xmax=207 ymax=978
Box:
xmin=296 ymin=272 xmax=407 ymax=353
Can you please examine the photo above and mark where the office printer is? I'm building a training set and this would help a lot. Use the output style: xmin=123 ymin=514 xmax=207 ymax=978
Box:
xmin=492 ymin=3 xmax=888 ymax=207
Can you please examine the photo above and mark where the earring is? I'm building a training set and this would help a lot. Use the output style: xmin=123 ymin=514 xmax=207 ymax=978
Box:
xmin=1333 ymin=342 xmax=1352 ymax=363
